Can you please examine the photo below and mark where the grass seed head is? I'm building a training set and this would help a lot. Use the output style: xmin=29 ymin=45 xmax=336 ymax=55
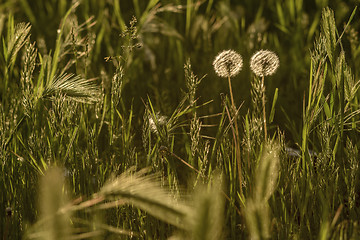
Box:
xmin=213 ymin=50 xmax=243 ymax=78
xmin=250 ymin=50 xmax=279 ymax=77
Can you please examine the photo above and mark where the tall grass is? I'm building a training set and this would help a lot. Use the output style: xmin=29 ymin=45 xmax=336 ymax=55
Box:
xmin=1 ymin=0 xmax=360 ymax=239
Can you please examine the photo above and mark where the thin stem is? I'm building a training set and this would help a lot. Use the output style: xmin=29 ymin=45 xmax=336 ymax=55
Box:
xmin=4 ymin=115 xmax=27 ymax=151
xmin=261 ymin=76 xmax=267 ymax=140
xmin=228 ymin=76 xmax=236 ymax=112
xmin=227 ymin=76 xmax=243 ymax=198
xmin=339 ymin=64 xmax=344 ymax=164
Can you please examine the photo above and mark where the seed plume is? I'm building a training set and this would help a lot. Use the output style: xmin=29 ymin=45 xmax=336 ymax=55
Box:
xmin=149 ymin=113 xmax=167 ymax=134
xmin=213 ymin=50 xmax=243 ymax=78
xmin=250 ymin=50 xmax=279 ymax=77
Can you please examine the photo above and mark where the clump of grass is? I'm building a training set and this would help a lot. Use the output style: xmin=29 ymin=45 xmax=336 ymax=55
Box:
xmin=244 ymin=141 xmax=280 ymax=240
xmin=99 ymin=168 xmax=191 ymax=230
xmin=25 ymin=167 xmax=225 ymax=239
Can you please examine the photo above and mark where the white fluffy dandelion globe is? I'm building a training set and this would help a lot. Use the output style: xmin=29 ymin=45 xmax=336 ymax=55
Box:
xmin=250 ymin=50 xmax=279 ymax=77
xmin=213 ymin=50 xmax=243 ymax=78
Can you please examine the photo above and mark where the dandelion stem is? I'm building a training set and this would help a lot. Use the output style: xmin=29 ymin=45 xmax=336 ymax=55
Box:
xmin=228 ymin=76 xmax=236 ymax=112
xmin=227 ymin=76 xmax=243 ymax=199
xmin=261 ymin=76 xmax=267 ymax=140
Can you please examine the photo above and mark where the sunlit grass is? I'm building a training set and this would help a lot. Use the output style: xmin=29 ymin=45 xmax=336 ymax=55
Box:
xmin=1 ymin=1 xmax=360 ymax=239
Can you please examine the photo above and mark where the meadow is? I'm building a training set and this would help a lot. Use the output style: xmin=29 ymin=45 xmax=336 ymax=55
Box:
xmin=1 ymin=0 xmax=360 ymax=239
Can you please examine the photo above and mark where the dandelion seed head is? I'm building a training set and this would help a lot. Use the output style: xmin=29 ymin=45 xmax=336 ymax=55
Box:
xmin=250 ymin=50 xmax=279 ymax=77
xmin=213 ymin=50 xmax=243 ymax=78
xmin=149 ymin=113 xmax=167 ymax=134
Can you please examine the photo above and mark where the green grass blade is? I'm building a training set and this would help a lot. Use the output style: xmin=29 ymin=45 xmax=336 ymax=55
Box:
xmin=269 ymin=88 xmax=278 ymax=124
